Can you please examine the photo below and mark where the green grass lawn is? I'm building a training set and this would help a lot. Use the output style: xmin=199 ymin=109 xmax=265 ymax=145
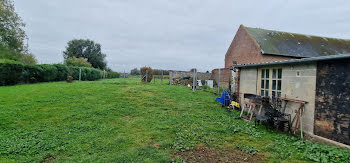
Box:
xmin=0 ymin=78 xmax=349 ymax=162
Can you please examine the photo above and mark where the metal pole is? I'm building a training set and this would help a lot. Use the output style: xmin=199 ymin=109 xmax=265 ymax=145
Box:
xmin=218 ymin=68 xmax=221 ymax=95
xmin=79 ymin=68 xmax=81 ymax=81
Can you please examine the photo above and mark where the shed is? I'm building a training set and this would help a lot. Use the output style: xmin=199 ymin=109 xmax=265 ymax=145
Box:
xmin=232 ymin=54 xmax=350 ymax=146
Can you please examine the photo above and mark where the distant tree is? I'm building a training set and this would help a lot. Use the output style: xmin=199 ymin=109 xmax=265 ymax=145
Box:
xmin=63 ymin=39 xmax=107 ymax=69
xmin=20 ymin=53 xmax=37 ymax=64
xmin=0 ymin=0 xmax=27 ymax=53
xmin=153 ymin=69 xmax=169 ymax=75
xmin=130 ymin=68 xmax=140 ymax=75
xmin=64 ymin=57 xmax=92 ymax=67
xmin=0 ymin=44 xmax=21 ymax=61
xmin=106 ymin=67 xmax=113 ymax=72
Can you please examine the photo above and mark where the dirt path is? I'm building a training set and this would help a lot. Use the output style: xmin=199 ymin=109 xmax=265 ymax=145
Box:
xmin=174 ymin=146 xmax=263 ymax=163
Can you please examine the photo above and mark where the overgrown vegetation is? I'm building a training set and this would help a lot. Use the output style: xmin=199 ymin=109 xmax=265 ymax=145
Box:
xmin=0 ymin=0 xmax=37 ymax=64
xmin=0 ymin=78 xmax=349 ymax=162
xmin=64 ymin=56 xmax=92 ymax=68
xmin=63 ymin=39 xmax=107 ymax=70
xmin=141 ymin=66 xmax=153 ymax=83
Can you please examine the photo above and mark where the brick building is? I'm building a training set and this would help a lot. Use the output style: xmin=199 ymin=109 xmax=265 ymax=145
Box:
xmin=228 ymin=25 xmax=350 ymax=147
xmin=223 ymin=25 xmax=350 ymax=91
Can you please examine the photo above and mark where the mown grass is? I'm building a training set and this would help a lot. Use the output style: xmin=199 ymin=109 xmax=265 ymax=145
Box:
xmin=0 ymin=78 xmax=349 ymax=162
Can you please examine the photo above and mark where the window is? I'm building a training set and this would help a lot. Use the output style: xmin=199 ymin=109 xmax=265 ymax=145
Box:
xmin=260 ymin=69 xmax=269 ymax=97
xmin=259 ymin=68 xmax=282 ymax=98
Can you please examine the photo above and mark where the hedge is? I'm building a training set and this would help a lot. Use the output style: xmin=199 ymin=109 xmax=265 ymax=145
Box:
xmin=22 ymin=64 xmax=44 ymax=83
xmin=106 ymin=71 xmax=120 ymax=78
xmin=53 ymin=64 xmax=69 ymax=81
xmin=0 ymin=61 xmax=120 ymax=86
xmin=0 ymin=59 xmax=23 ymax=86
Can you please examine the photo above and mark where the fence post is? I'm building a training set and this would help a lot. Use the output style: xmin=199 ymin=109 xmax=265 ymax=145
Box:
xmin=79 ymin=68 xmax=81 ymax=81
xmin=192 ymin=68 xmax=197 ymax=92
xmin=161 ymin=71 xmax=163 ymax=85
xmin=218 ymin=68 xmax=221 ymax=95
xmin=146 ymin=70 xmax=148 ymax=83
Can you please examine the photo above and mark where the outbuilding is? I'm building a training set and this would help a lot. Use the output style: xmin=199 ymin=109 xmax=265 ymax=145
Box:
xmin=232 ymin=54 xmax=350 ymax=146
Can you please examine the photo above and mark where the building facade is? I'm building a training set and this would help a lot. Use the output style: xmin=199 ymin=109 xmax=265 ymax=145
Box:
xmin=234 ymin=54 xmax=350 ymax=146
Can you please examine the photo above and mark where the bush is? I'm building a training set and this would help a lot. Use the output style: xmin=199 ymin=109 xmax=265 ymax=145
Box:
xmin=22 ymin=64 xmax=44 ymax=83
xmin=0 ymin=59 xmax=23 ymax=85
xmin=0 ymin=45 xmax=22 ymax=61
xmin=39 ymin=64 xmax=58 ymax=82
xmin=68 ymin=66 xmax=80 ymax=80
xmin=67 ymin=66 xmax=101 ymax=81
xmin=141 ymin=67 xmax=153 ymax=83
xmin=64 ymin=57 xmax=92 ymax=67
xmin=106 ymin=71 xmax=120 ymax=78
xmin=53 ymin=64 xmax=69 ymax=81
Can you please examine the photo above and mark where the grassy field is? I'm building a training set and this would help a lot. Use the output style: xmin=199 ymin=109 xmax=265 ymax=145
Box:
xmin=0 ymin=78 xmax=349 ymax=162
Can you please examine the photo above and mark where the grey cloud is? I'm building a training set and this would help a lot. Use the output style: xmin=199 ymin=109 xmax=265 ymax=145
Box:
xmin=14 ymin=0 xmax=350 ymax=72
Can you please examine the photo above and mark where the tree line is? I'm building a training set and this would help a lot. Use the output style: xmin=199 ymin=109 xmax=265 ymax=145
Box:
xmin=130 ymin=68 xmax=169 ymax=76
xmin=0 ymin=0 xmax=118 ymax=84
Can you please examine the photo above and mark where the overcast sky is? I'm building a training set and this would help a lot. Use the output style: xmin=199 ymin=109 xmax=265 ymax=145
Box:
xmin=14 ymin=0 xmax=350 ymax=72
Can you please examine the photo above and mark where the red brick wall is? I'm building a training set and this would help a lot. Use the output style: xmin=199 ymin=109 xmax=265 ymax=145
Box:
xmin=211 ymin=68 xmax=232 ymax=89
xmin=224 ymin=25 xmax=293 ymax=69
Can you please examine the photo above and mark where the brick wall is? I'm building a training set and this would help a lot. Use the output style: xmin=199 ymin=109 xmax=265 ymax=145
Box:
xmin=224 ymin=25 xmax=293 ymax=69
xmin=211 ymin=68 xmax=232 ymax=89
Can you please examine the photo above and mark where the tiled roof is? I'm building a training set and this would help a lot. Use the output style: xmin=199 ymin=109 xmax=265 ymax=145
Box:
xmin=245 ymin=26 xmax=350 ymax=58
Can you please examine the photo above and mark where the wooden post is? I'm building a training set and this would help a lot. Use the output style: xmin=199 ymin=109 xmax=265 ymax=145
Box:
xmin=300 ymin=104 xmax=304 ymax=139
xmin=161 ymin=71 xmax=163 ymax=85
xmin=146 ymin=70 xmax=148 ymax=83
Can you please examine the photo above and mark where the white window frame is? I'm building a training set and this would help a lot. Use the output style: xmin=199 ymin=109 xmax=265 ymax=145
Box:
xmin=258 ymin=68 xmax=282 ymax=98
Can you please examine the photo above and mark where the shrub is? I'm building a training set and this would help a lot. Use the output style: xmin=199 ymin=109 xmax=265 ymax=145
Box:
xmin=0 ymin=45 xmax=22 ymax=61
xmin=20 ymin=54 xmax=37 ymax=65
xmin=89 ymin=68 xmax=101 ymax=81
xmin=67 ymin=66 xmax=101 ymax=81
xmin=65 ymin=57 xmax=92 ymax=68
xmin=68 ymin=66 xmax=80 ymax=80
xmin=0 ymin=59 xmax=23 ymax=85
xmin=140 ymin=67 xmax=153 ymax=83
xmin=106 ymin=71 xmax=120 ymax=78
xmin=22 ymin=64 xmax=43 ymax=83
xmin=39 ymin=64 xmax=58 ymax=82
xmin=53 ymin=64 xmax=69 ymax=81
